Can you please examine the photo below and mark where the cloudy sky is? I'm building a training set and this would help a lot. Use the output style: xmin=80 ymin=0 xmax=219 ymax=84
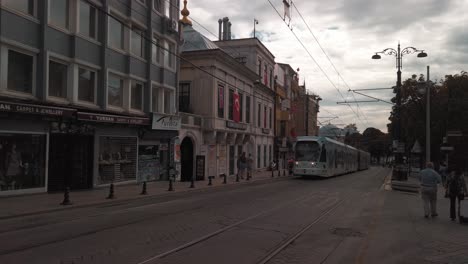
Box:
xmin=182 ymin=0 xmax=467 ymax=132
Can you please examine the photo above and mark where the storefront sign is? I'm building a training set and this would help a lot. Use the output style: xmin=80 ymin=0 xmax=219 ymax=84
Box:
xmin=226 ymin=121 xmax=247 ymax=130
xmin=262 ymin=128 xmax=270 ymax=134
xmin=77 ymin=112 xmax=149 ymax=125
xmin=195 ymin=155 xmax=205 ymax=180
xmin=0 ymin=101 xmax=75 ymax=117
xmin=152 ymin=113 xmax=181 ymax=130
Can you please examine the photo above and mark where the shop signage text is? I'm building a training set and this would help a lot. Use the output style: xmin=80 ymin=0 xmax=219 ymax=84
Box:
xmin=77 ymin=112 xmax=150 ymax=125
xmin=226 ymin=121 xmax=247 ymax=130
xmin=0 ymin=101 xmax=75 ymax=117
xmin=152 ymin=113 xmax=181 ymax=130
xmin=262 ymin=128 xmax=270 ymax=134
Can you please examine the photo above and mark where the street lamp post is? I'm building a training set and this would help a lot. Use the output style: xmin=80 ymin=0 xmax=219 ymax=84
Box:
xmin=372 ymin=43 xmax=427 ymax=181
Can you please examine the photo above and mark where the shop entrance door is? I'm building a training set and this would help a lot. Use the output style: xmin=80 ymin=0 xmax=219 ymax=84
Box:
xmin=48 ymin=134 xmax=94 ymax=192
xmin=180 ymin=137 xmax=193 ymax=182
xmin=229 ymin=146 xmax=235 ymax=175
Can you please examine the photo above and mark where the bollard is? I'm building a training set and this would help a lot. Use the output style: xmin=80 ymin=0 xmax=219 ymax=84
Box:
xmin=277 ymin=168 xmax=281 ymax=177
xmin=168 ymin=179 xmax=174 ymax=191
xmin=140 ymin=182 xmax=147 ymax=195
xmin=60 ymin=187 xmax=72 ymax=205
xmin=190 ymin=177 xmax=195 ymax=188
xmin=283 ymin=169 xmax=286 ymax=176
xmin=247 ymin=173 xmax=251 ymax=181
xmin=208 ymin=176 xmax=213 ymax=186
xmin=236 ymin=173 xmax=240 ymax=182
xmin=106 ymin=183 xmax=115 ymax=199
xmin=222 ymin=174 xmax=227 ymax=184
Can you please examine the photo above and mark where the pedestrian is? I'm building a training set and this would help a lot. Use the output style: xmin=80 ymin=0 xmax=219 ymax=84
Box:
xmin=246 ymin=154 xmax=253 ymax=179
xmin=237 ymin=152 xmax=246 ymax=179
xmin=419 ymin=162 xmax=442 ymax=218
xmin=445 ymin=167 xmax=468 ymax=221
xmin=439 ymin=162 xmax=448 ymax=184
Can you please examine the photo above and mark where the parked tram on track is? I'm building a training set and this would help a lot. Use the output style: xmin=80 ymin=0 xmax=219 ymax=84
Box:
xmin=293 ymin=136 xmax=370 ymax=177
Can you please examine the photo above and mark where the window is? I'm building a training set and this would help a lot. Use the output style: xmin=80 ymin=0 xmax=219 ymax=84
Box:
xmin=109 ymin=16 xmax=124 ymax=50
xmin=78 ymin=68 xmax=96 ymax=103
xmin=179 ymin=83 xmax=190 ymax=112
xmin=270 ymin=69 xmax=273 ymax=88
xmin=48 ymin=61 xmax=67 ymax=98
xmin=218 ymin=84 xmax=224 ymax=118
xmin=264 ymin=65 xmax=268 ymax=85
xmin=257 ymin=145 xmax=261 ymax=168
xmin=163 ymin=40 xmax=175 ymax=68
xmin=239 ymin=92 xmax=243 ymax=122
xmin=269 ymin=145 xmax=272 ymax=164
xmin=151 ymin=35 xmax=160 ymax=64
xmin=245 ymin=96 xmax=250 ymax=123
xmin=131 ymin=26 xmax=146 ymax=58
xmin=79 ymin=0 xmax=97 ymax=40
xmin=164 ymin=0 xmax=171 ymax=17
xmin=136 ymin=0 xmax=146 ymax=5
xmin=152 ymin=87 xmax=159 ymax=112
xmin=3 ymin=0 xmax=34 ymax=16
xmin=49 ymin=0 xmax=69 ymax=29
xmin=7 ymin=50 xmax=33 ymax=94
xmin=258 ymin=59 xmax=262 ymax=76
xmin=164 ymin=90 xmax=172 ymax=114
xmin=269 ymin=108 xmax=272 ymax=129
xmin=263 ymin=145 xmax=267 ymax=168
xmin=153 ymin=0 xmax=162 ymax=12
xmin=228 ymin=89 xmax=234 ymax=120
xmin=131 ymin=81 xmax=143 ymax=110
xmin=264 ymin=106 xmax=267 ymax=128
xmin=257 ymin=103 xmax=261 ymax=127
xmin=108 ymin=74 xmax=123 ymax=107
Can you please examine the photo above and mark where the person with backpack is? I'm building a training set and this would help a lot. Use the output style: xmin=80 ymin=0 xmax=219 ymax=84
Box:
xmin=445 ymin=167 xmax=468 ymax=221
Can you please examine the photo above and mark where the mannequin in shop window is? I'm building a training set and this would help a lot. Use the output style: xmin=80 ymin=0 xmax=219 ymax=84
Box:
xmin=5 ymin=144 xmax=23 ymax=189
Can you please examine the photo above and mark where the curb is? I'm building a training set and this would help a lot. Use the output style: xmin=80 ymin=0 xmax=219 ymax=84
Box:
xmin=391 ymin=180 xmax=420 ymax=193
xmin=0 ymin=175 xmax=292 ymax=220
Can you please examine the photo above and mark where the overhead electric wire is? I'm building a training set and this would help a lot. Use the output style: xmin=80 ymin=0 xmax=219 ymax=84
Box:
xmin=86 ymin=0 xmax=275 ymax=105
xmin=266 ymin=0 xmax=367 ymax=130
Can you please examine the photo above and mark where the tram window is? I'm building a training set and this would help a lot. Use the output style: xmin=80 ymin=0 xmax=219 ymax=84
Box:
xmin=295 ymin=141 xmax=320 ymax=161
xmin=319 ymin=146 xmax=327 ymax=162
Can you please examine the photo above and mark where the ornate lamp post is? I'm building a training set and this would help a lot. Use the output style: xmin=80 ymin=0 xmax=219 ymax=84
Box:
xmin=372 ymin=43 xmax=427 ymax=180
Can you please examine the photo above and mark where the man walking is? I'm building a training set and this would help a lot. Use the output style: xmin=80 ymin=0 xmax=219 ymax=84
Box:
xmin=247 ymin=154 xmax=253 ymax=180
xmin=419 ymin=162 xmax=442 ymax=218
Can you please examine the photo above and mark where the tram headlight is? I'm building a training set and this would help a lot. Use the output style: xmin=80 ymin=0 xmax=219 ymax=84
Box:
xmin=295 ymin=161 xmax=299 ymax=165
xmin=310 ymin=162 xmax=316 ymax=167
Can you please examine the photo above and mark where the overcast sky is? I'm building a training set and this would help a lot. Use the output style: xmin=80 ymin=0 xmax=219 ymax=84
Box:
xmin=183 ymin=0 xmax=467 ymax=133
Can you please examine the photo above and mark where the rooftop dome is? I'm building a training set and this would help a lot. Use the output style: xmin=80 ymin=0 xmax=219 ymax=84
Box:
xmin=181 ymin=25 xmax=219 ymax=52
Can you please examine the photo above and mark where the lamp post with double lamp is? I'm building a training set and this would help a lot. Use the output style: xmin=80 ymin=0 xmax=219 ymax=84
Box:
xmin=372 ymin=43 xmax=427 ymax=181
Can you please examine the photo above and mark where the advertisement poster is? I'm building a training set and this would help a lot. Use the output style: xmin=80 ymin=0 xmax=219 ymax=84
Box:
xmin=137 ymin=145 xmax=159 ymax=183
xmin=218 ymin=145 xmax=227 ymax=175
xmin=195 ymin=155 xmax=205 ymax=180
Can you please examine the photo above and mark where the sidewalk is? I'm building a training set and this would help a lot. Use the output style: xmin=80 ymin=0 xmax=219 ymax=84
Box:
xmin=0 ymin=169 xmax=289 ymax=219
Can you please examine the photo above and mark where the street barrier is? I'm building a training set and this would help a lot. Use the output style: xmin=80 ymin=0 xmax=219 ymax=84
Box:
xmin=168 ymin=179 xmax=174 ymax=191
xmin=106 ymin=183 xmax=115 ymax=199
xmin=60 ymin=187 xmax=72 ymax=205
xmin=140 ymin=182 xmax=147 ymax=195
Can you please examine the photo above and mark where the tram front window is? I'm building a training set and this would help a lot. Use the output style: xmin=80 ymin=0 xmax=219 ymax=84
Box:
xmin=295 ymin=141 xmax=320 ymax=162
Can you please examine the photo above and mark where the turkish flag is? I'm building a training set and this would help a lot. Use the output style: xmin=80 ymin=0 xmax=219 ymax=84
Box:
xmin=233 ymin=91 xmax=240 ymax=122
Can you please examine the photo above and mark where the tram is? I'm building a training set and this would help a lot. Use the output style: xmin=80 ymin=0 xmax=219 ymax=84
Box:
xmin=293 ymin=136 xmax=370 ymax=177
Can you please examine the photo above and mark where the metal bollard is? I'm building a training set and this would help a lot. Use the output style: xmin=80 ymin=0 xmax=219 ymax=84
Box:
xmin=208 ymin=176 xmax=213 ymax=186
xmin=106 ymin=183 xmax=115 ymax=199
xmin=236 ymin=173 xmax=240 ymax=182
xmin=283 ymin=169 xmax=286 ymax=176
xmin=222 ymin=174 xmax=227 ymax=184
xmin=140 ymin=181 xmax=147 ymax=195
xmin=60 ymin=187 xmax=72 ymax=205
xmin=247 ymin=172 xmax=251 ymax=181
xmin=168 ymin=179 xmax=174 ymax=191
xmin=190 ymin=177 xmax=195 ymax=188
xmin=277 ymin=167 xmax=281 ymax=177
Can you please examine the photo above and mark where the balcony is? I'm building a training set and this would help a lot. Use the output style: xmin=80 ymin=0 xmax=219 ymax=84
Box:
xmin=180 ymin=112 xmax=202 ymax=128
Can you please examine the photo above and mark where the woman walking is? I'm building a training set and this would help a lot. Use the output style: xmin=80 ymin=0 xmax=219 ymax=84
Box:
xmin=445 ymin=167 xmax=468 ymax=221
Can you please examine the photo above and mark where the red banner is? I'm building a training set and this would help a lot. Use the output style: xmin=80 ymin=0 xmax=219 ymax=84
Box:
xmin=233 ymin=91 xmax=240 ymax=123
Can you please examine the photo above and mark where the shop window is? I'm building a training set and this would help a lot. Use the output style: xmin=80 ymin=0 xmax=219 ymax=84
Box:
xmin=78 ymin=0 xmax=98 ymax=40
xmin=7 ymin=50 xmax=34 ymax=94
xmin=245 ymin=96 xmax=250 ymax=123
xmin=49 ymin=0 xmax=69 ymax=30
xmin=108 ymin=74 xmax=123 ymax=107
xmin=78 ymin=67 xmax=96 ymax=103
xmin=48 ymin=60 xmax=68 ymax=98
xmin=138 ymin=145 xmax=160 ymax=183
xmin=0 ymin=133 xmax=46 ymax=191
xmin=3 ymin=0 xmax=34 ymax=16
xmin=257 ymin=145 xmax=261 ymax=168
xmin=131 ymin=81 xmax=143 ymax=110
xmin=98 ymin=137 xmax=137 ymax=184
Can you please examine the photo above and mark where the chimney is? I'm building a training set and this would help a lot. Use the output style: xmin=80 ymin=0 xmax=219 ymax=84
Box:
xmin=218 ymin=19 xmax=223 ymax=40
xmin=222 ymin=17 xmax=229 ymax=40
xmin=228 ymin=21 xmax=232 ymax=40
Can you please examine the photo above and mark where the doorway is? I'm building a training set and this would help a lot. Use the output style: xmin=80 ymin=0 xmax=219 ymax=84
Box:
xmin=48 ymin=134 xmax=93 ymax=192
xmin=180 ymin=137 xmax=194 ymax=182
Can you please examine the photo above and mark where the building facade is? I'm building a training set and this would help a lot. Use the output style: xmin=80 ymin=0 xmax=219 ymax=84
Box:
xmin=0 ymin=0 xmax=180 ymax=195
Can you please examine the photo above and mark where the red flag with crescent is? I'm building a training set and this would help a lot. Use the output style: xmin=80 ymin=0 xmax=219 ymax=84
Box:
xmin=233 ymin=91 xmax=240 ymax=122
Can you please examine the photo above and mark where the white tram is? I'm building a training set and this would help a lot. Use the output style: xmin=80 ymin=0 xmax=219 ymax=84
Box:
xmin=293 ymin=136 xmax=370 ymax=177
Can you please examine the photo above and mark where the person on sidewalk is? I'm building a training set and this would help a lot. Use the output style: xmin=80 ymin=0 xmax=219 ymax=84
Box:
xmin=237 ymin=152 xmax=246 ymax=179
xmin=419 ymin=162 xmax=442 ymax=218
xmin=246 ymin=154 xmax=253 ymax=180
xmin=439 ymin=162 xmax=448 ymax=184
xmin=445 ymin=167 xmax=468 ymax=221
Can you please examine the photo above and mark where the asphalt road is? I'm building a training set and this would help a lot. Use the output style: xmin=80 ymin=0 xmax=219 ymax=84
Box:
xmin=0 ymin=167 xmax=390 ymax=264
